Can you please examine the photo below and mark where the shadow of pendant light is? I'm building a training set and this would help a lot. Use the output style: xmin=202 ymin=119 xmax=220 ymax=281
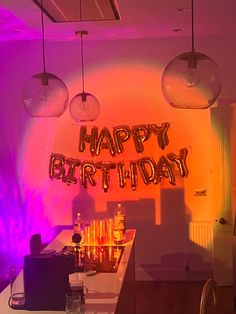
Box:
xmin=161 ymin=0 xmax=222 ymax=109
xmin=69 ymin=31 xmax=100 ymax=123
xmin=22 ymin=0 xmax=69 ymax=117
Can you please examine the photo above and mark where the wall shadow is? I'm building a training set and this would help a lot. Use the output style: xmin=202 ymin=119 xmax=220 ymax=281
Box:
xmin=71 ymin=183 xmax=96 ymax=224
xmin=107 ymin=189 xmax=214 ymax=280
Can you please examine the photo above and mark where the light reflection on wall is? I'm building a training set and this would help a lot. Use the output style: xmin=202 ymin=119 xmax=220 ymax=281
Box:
xmin=20 ymin=62 xmax=214 ymax=228
xmin=0 ymin=123 xmax=52 ymax=278
xmin=19 ymin=63 xmax=168 ymax=225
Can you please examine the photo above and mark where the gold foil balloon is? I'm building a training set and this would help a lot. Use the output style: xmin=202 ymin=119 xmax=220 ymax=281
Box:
xmin=62 ymin=158 xmax=81 ymax=185
xmin=49 ymin=153 xmax=66 ymax=179
xmin=132 ymin=124 xmax=151 ymax=154
xmin=80 ymin=161 xmax=97 ymax=188
xmin=96 ymin=161 xmax=116 ymax=192
xmin=117 ymin=161 xmax=138 ymax=190
xmin=113 ymin=125 xmax=131 ymax=154
xmin=167 ymin=148 xmax=189 ymax=177
xmin=95 ymin=127 xmax=116 ymax=156
xmin=155 ymin=156 xmax=176 ymax=186
xmin=137 ymin=158 xmax=156 ymax=185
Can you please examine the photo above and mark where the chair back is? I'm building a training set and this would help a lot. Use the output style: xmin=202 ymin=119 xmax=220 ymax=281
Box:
xmin=199 ymin=278 xmax=218 ymax=314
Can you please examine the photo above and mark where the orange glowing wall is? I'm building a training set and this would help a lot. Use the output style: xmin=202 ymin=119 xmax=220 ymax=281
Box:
xmin=18 ymin=39 xmax=214 ymax=223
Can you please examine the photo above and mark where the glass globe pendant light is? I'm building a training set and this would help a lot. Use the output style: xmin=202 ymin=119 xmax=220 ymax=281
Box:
xmin=69 ymin=31 xmax=100 ymax=123
xmin=161 ymin=0 xmax=222 ymax=109
xmin=22 ymin=0 xmax=69 ymax=117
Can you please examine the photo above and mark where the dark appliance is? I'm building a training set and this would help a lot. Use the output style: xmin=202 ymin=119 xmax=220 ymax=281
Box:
xmin=23 ymin=251 xmax=75 ymax=310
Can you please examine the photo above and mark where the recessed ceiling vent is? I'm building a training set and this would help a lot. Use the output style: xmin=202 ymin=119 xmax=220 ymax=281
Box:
xmin=32 ymin=0 xmax=120 ymax=22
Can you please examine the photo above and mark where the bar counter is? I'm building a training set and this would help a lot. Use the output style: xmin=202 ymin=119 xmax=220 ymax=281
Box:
xmin=0 ymin=229 xmax=136 ymax=314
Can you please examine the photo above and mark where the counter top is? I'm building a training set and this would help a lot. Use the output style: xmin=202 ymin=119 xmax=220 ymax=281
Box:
xmin=0 ymin=229 xmax=136 ymax=314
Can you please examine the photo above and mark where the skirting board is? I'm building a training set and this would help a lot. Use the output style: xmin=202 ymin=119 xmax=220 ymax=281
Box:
xmin=135 ymin=267 xmax=213 ymax=281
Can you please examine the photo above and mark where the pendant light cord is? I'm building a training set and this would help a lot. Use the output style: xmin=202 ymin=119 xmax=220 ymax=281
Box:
xmin=80 ymin=33 xmax=85 ymax=94
xmin=191 ymin=0 xmax=195 ymax=52
xmin=40 ymin=0 xmax=46 ymax=73
xmin=79 ymin=0 xmax=85 ymax=94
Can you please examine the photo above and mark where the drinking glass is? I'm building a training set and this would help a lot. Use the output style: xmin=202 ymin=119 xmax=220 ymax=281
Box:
xmin=97 ymin=219 xmax=106 ymax=245
xmin=91 ymin=219 xmax=98 ymax=245
xmin=84 ymin=224 xmax=91 ymax=244
xmin=65 ymin=292 xmax=82 ymax=314
xmin=9 ymin=266 xmax=25 ymax=308
xmin=106 ymin=218 xmax=114 ymax=244
xmin=70 ymin=280 xmax=86 ymax=305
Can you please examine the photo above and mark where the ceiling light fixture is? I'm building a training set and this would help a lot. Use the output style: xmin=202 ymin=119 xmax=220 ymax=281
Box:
xmin=22 ymin=0 xmax=69 ymax=117
xmin=69 ymin=31 xmax=100 ymax=122
xmin=32 ymin=0 xmax=120 ymax=23
xmin=161 ymin=0 xmax=222 ymax=109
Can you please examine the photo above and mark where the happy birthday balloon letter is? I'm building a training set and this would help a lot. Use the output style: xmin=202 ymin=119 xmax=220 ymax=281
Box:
xmin=117 ymin=161 xmax=138 ymax=190
xmin=96 ymin=161 xmax=116 ymax=192
xmin=49 ymin=153 xmax=80 ymax=185
xmin=78 ymin=124 xmax=170 ymax=157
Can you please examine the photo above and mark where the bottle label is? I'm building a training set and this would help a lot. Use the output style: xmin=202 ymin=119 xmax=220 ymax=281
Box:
xmin=113 ymin=229 xmax=124 ymax=244
xmin=114 ymin=214 xmax=126 ymax=231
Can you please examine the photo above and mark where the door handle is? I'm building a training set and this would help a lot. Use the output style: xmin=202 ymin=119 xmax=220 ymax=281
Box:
xmin=218 ymin=217 xmax=226 ymax=225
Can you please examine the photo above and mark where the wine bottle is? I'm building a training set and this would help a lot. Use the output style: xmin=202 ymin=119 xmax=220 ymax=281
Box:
xmin=113 ymin=203 xmax=126 ymax=244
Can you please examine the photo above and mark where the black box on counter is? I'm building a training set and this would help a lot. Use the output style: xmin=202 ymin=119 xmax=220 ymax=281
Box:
xmin=23 ymin=251 xmax=75 ymax=310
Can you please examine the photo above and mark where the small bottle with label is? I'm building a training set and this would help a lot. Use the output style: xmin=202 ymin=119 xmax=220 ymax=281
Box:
xmin=74 ymin=212 xmax=84 ymax=244
xmin=113 ymin=203 xmax=126 ymax=244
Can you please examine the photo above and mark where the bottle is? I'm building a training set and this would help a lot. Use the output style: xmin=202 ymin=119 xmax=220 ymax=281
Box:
xmin=74 ymin=212 xmax=84 ymax=243
xmin=113 ymin=203 xmax=126 ymax=244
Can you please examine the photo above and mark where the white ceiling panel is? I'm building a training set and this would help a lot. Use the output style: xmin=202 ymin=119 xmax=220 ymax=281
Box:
xmin=0 ymin=0 xmax=235 ymax=41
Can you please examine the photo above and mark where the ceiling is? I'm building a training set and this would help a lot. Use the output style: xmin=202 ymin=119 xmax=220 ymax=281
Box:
xmin=0 ymin=0 xmax=236 ymax=42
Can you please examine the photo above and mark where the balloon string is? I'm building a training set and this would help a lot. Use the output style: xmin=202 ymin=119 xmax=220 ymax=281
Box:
xmin=43 ymin=149 xmax=190 ymax=163
xmin=70 ymin=121 xmax=173 ymax=128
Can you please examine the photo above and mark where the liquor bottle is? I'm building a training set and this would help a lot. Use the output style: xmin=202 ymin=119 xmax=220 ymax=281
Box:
xmin=113 ymin=203 xmax=126 ymax=244
xmin=74 ymin=212 xmax=84 ymax=243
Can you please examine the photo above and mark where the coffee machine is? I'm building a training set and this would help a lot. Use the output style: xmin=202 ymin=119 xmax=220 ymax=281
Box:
xmin=23 ymin=251 xmax=75 ymax=310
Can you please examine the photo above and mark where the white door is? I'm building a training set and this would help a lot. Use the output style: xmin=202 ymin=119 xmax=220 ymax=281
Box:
xmin=211 ymin=101 xmax=234 ymax=286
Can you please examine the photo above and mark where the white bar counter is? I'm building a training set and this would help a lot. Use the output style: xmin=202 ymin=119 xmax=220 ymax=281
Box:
xmin=0 ymin=229 xmax=136 ymax=314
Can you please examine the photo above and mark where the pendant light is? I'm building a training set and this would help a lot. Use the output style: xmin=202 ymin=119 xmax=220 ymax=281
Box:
xmin=161 ymin=0 xmax=222 ymax=109
xmin=22 ymin=0 xmax=69 ymax=117
xmin=69 ymin=31 xmax=100 ymax=123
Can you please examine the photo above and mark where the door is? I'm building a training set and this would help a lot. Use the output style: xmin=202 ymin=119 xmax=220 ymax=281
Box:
xmin=211 ymin=101 xmax=234 ymax=286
